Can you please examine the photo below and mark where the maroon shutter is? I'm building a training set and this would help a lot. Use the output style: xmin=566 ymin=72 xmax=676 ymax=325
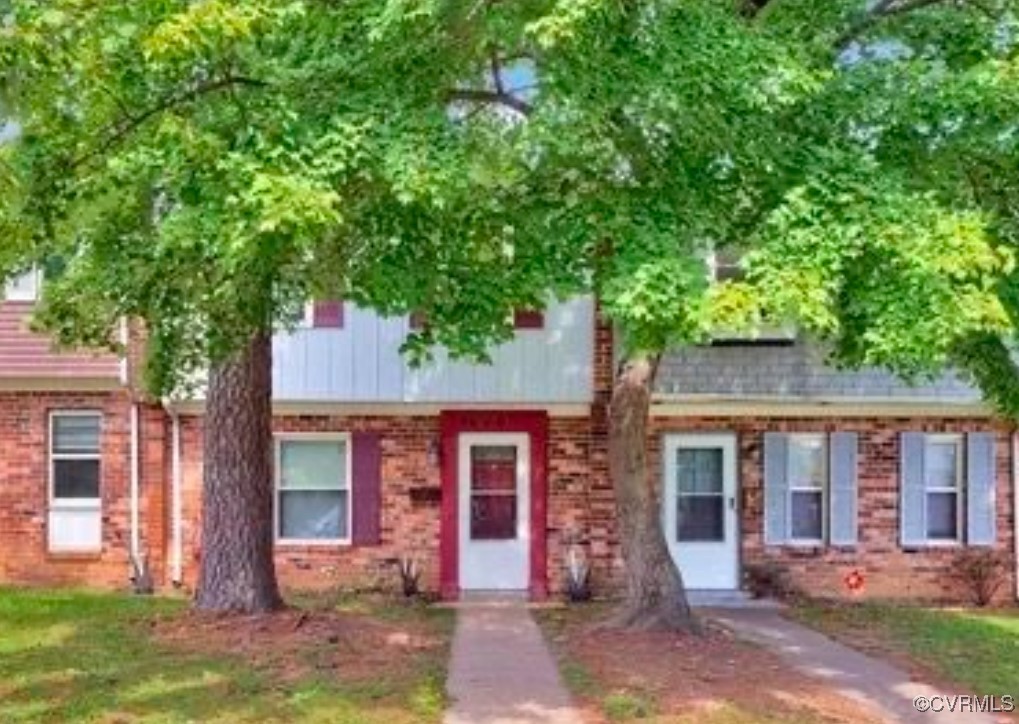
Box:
xmin=312 ymin=300 xmax=344 ymax=328
xmin=351 ymin=432 xmax=382 ymax=546
xmin=513 ymin=309 xmax=544 ymax=329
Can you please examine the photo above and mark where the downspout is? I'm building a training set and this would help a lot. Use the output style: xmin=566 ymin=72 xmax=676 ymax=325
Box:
xmin=1013 ymin=432 xmax=1018 ymax=601
xmin=129 ymin=402 xmax=140 ymax=562
xmin=170 ymin=406 xmax=183 ymax=586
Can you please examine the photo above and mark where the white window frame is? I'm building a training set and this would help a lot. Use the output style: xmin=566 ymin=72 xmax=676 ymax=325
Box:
xmin=706 ymin=250 xmax=796 ymax=343
xmin=786 ymin=433 xmax=828 ymax=545
xmin=48 ymin=410 xmax=103 ymax=553
xmin=5 ymin=268 xmax=41 ymax=302
xmin=49 ymin=410 xmax=103 ymax=510
xmin=923 ymin=433 xmax=964 ymax=545
xmin=274 ymin=432 xmax=353 ymax=546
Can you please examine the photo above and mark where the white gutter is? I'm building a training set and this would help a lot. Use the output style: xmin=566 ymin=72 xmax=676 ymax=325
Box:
xmin=1013 ymin=432 xmax=1018 ymax=601
xmin=129 ymin=402 xmax=140 ymax=562
xmin=170 ymin=407 xmax=183 ymax=585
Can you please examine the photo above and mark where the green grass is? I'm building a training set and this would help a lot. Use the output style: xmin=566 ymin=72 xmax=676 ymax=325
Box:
xmin=602 ymin=691 xmax=657 ymax=721
xmin=0 ymin=587 xmax=452 ymax=723
xmin=792 ymin=602 xmax=1019 ymax=693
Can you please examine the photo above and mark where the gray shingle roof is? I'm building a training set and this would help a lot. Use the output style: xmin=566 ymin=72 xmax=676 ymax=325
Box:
xmin=656 ymin=341 xmax=979 ymax=401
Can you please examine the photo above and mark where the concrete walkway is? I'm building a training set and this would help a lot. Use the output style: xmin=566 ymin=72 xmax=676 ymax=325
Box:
xmin=709 ymin=608 xmax=999 ymax=724
xmin=444 ymin=603 xmax=583 ymax=724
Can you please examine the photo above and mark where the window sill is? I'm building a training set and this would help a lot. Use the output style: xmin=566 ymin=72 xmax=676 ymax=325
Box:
xmin=902 ymin=540 xmax=962 ymax=551
xmin=275 ymin=539 xmax=352 ymax=548
xmin=50 ymin=501 xmax=102 ymax=511
xmin=783 ymin=541 xmax=825 ymax=552
xmin=46 ymin=550 xmax=103 ymax=561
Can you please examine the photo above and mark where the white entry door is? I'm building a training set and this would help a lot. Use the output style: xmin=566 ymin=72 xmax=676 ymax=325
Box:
xmin=458 ymin=433 xmax=530 ymax=591
xmin=663 ymin=434 xmax=739 ymax=590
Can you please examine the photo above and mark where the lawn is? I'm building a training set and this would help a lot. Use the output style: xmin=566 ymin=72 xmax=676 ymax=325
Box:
xmin=790 ymin=602 xmax=1019 ymax=694
xmin=535 ymin=603 xmax=879 ymax=724
xmin=0 ymin=587 xmax=453 ymax=724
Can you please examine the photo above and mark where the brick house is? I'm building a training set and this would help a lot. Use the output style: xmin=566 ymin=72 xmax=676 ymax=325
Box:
xmin=1 ymin=279 xmax=1015 ymax=603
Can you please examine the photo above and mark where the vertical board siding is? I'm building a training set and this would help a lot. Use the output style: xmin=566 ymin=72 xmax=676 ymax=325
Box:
xmin=272 ymin=298 xmax=595 ymax=403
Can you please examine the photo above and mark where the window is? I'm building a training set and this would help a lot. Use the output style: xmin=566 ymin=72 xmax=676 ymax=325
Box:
xmin=469 ymin=445 xmax=519 ymax=540
xmin=49 ymin=412 xmax=102 ymax=551
xmin=275 ymin=436 xmax=350 ymax=543
xmin=706 ymin=248 xmax=794 ymax=345
xmin=409 ymin=311 xmax=428 ymax=330
xmin=5 ymin=268 xmax=40 ymax=301
xmin=787 ymin=435 xmax=826 ymax=543
xmin=311 ymin=300 xmax=344 ymax=328
xmin=924 ymin=435 xmax=962 ymax=542
xmin=675 ymin=447 xmax=726 ymax=542
xmin=709 ymin=248 xmax=745 ymax=283
xmin=513 ymin=309 xmax=544 ymax=330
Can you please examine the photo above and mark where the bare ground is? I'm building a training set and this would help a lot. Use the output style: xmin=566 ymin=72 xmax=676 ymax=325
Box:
xmin=152 ymin=596 xmax=449 ymax=686
xmin=537 ymin=603 xmax=886 ymax=724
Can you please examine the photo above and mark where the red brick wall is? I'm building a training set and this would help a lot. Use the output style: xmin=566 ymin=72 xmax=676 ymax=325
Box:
xmin=175 ymin=414 xmax=443 ymax=593
xmin=649 ymin=416 xmax=1017 ymax=603
xmin=4 ymin=398 xmax=1015 ymax=603
xmin=0 ymin=392 xmax=166 ymax=589
xmin=174 ymin=413 xmax=609 ymax=596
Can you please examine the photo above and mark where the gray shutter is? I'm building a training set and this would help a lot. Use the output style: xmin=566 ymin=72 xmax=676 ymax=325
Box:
xmin=900 ymin=432 xmax=927 ymax=547
xmin=829 ymin=432 xmax=858 ymax=546
xmin=763 ymin=433 xmax=789 ymax=544
xmin=966 ymin=433 xmax=997 ymax=546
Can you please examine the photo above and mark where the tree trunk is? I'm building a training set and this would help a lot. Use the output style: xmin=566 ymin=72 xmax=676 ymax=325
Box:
xmin=608 ymin=353 xmax=698 ymax=631
xmin=194 ymin=331 xmax=283 ymax=613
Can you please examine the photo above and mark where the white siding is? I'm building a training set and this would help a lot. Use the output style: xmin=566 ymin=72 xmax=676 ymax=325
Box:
xmin=272 ymin=298 xmax=594 ymax=403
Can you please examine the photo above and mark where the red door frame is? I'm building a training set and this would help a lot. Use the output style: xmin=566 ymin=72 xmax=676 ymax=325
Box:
xmin=439 ymin=410 xmax=549 ymax=600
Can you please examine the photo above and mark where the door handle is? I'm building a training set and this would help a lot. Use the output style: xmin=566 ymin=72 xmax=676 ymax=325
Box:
xmin=728 ymin=496 xmax=736 ymax=510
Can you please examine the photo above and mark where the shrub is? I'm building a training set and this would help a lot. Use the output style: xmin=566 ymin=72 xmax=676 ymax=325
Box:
xmin=951 ymin=549 xmax=1006 ymax=607
xmin=565 ymin=545 xmax=592 ymax=603
xmin=603 ymin=691 xmax=655 ymax=721
xmin=398 ymin=557 xmax=422 ymax=599
xmin=743 ymin=561 xmax=798 ymax=600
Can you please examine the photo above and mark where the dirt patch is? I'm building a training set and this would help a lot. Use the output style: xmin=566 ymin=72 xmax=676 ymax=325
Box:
xmin=152 ymin=603 xmax=445 ymax=684
xmin=539 ymin=606 xmax=884 ymax=723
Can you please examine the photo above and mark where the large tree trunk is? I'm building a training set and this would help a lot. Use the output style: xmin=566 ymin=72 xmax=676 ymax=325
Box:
xmin=194 ymin=331 xmax=283 ymax=613
xmin=608 ymin=353 xmax=698 ymax=631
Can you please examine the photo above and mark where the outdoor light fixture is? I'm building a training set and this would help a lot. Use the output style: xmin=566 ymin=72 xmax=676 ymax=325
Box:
xmin=427 ymin=438 xmax=441 ymax=467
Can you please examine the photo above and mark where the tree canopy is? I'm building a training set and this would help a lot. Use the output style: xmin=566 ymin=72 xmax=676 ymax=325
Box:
xmin=1 ymin=0 xmax=1015 ymax=389
xmin=2 ymin=0 xmax=1018 ymax=620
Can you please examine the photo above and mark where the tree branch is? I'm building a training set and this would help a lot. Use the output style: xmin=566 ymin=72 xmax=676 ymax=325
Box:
xmin=490 ymin=49 xmax=505 ymax=95
xmin=740 ymin=0 xmax=778 ymax=19
xmin=834 ymin=0 xmax=949 ymax=50
xmin=73 ymin=75 xmax=269 ymax=170
xmin=446 ymin=88 xmax=533 ymax=116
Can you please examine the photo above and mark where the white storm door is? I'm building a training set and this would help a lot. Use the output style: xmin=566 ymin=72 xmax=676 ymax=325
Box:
xmin=458 ymin=433 xmax=530 ymax=591
xmin=663 ymin=434 xmax=739 ymax=590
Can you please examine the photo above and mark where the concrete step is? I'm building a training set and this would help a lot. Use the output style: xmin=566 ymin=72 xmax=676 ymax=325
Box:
xmin=687 ymin=589 xmax=783 ymax=609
